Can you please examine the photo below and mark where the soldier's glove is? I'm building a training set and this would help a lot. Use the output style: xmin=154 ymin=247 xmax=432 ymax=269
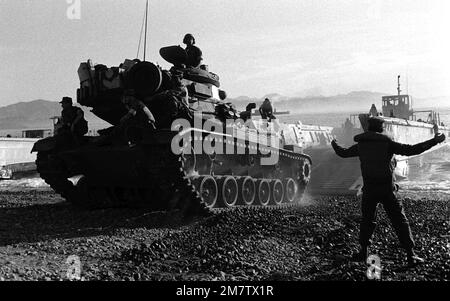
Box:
xmin=434 ymin=133 xmax=446 ymax=144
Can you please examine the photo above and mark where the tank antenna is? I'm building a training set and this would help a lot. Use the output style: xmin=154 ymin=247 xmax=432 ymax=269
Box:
xmin=136 ymin=6 xmax=146 ymax=59
xmin=143 ymin=0 xmax=149 ymax=61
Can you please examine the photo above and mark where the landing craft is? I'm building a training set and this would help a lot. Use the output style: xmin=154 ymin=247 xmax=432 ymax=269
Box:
xmin=0 ymin=137 xmax=39 ymax=179
xmin=0 ymin=118 xmax=69 ymax=179
xmin=0 ymin=128 xmax=53 ymax=179
xmin=344 ymin=76 xmax=449 ymax=175
xmin=312 ymin=75 xmax=450 ymax=195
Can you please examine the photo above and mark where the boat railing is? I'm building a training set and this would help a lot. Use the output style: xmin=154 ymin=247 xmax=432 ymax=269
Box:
xmin=412 ymin=110 xmax=443 ymax=126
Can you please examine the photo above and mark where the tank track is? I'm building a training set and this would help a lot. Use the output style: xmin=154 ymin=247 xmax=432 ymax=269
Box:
xmin=36 ymin=146 xmax=310 ymax=216
xmin=182 ymin=148 xmax=311 ymax=212
xmin=36 ymin=148 xmax=211 ymax=216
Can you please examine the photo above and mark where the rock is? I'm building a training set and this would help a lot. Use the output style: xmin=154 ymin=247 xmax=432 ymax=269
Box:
xmin=0 ymin=191 xmax=448 ymax=281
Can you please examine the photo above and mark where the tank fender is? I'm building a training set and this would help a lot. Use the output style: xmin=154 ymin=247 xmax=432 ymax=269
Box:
xmin=31 ymin=137 xmax=57 ymax=153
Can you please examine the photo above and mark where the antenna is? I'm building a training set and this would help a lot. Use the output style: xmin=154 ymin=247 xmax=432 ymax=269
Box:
xmin=136 ymin=8 xmax=146 ymax=59
xmin=406 ymin=71 xmax=412 ymax=110
xmin=406 ymin=69 xmax=409 ymax=95
xmin=144 ymin=0 xmax=149 ymax=61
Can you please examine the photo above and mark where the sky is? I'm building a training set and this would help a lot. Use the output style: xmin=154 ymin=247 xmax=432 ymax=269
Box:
xmin=1 ymin=0 xmax=450 ymax=107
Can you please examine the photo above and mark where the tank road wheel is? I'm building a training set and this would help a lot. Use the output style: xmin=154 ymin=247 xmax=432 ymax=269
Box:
xmin=218 ymin=176 xmax=239 ymax=208
xmin=283 ymin=178 xmax=297 ymax=203
xmin=270 ymin=179 xmax=284 ymax=205
xmin=193 ymin=176 xmax=218 ymax=208
xmin=299 ymin=160 xmax=311 ymax=184
xmin=238 ymin=176 xmax=256 ymax=206
xmin=255 ymin=179 xmax=271 ymax=206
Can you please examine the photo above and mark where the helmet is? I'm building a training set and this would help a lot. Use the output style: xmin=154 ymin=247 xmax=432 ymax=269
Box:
xmin=183 ymin=33 xmax=195 ymax=45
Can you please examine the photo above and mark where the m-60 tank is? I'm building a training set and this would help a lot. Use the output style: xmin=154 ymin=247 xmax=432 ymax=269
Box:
xmin=32 ymin=45 xmax=312 ymax=215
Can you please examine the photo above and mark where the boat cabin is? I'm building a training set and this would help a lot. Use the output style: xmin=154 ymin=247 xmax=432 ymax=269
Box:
xmin=379 ymin=75 xmax=443 ymax=125
xmin=381 ymin=94 xmax=413 ymax=120
xmin=381 ymin=75 xmax=414 ymax=119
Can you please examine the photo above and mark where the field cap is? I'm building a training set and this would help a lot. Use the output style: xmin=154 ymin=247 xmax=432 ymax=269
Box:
xmin=368 ymin=116 xmax=385 ymax=127
xmin=60 ymin=96 xmax=72 ymax=104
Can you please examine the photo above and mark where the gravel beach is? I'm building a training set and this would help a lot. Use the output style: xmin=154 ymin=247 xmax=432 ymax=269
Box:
xmin=0 ymin=189 xmax=448 ymax=281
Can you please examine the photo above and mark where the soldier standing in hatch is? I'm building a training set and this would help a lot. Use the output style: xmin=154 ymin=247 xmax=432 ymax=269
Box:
xmin=331 ymin=117 xmax=446 ymax=267
xmin=183 ymin=33 xmax=203 ymax=68
xmin=59 ymin=96 xmax=88 ymax=141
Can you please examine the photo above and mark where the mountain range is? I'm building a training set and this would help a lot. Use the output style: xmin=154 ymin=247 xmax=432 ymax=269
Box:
xmin=0 ymin=99 xmax=109 ymax=133
xmin=0 ymin=92 xmax=448 ymax=131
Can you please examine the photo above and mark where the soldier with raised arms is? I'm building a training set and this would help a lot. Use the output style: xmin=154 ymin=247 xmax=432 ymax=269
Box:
xmin=331 ymin=117 xmax=446 ymax=267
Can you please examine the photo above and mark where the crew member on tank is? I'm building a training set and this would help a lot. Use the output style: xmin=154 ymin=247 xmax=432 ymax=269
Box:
xmin=121 ymin=90 xmax=156 ymax=129
xmin=169 ymin=69 xmax=189 ymax=106
xmin=331 ymin=117 xmax=446 ymax=267
xmin=259 ymin=98 xmax=276 ymax=121
xmin=183 ymin=33 xmax=203 ymax=68
xmin=59 ymin=96 xmax=88 ymax=138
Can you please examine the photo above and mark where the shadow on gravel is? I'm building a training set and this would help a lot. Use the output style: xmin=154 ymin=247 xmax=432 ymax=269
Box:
xmin=0 ymin=202 xmax=187 ymax=246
